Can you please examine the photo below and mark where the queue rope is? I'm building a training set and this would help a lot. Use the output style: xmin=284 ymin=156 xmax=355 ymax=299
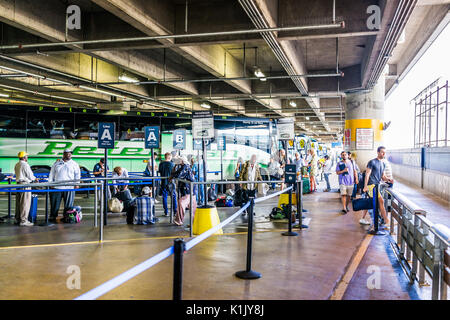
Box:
xmin=73 ymin=185 xmax=292 ymax=300
xmin=74 ymin=202 xmax=251 ymax=300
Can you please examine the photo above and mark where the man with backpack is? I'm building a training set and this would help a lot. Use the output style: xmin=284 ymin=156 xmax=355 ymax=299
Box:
xmin=336 ymin=151 xmax=358 ymax=214
xmin=159 ymin=152 xmax=177 ymax=217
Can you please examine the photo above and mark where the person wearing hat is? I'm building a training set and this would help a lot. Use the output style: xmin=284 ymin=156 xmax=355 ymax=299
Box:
xmin=171 ymin=156 xmax=197 ymax=226
xmin=14 ymin=151 xmax=38 ymax=226
xmin=48 ymin=149 xmax=81 ymax=222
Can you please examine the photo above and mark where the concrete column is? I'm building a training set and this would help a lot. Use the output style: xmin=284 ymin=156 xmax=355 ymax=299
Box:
xmin=345 ymin=75 xmax=385 ymax=170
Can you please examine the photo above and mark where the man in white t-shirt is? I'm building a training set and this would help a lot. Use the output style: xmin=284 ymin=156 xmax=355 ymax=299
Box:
xmin=48 ymin=149 xmax=80 ymax=222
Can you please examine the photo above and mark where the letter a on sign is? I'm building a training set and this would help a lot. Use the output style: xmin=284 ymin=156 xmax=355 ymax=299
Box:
xmin=98 ymin=122 xmax=115 ymax=149
xmin=145 ymin=127 xmax=160 ymax=149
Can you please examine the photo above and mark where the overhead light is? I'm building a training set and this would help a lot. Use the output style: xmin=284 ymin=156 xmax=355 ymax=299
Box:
xmin=200 ymin=102 xmax=211 ymax=109
xmin=313 ymin=125 xmax=316 ymax=128
xmin=119 ymin=74 xmax=139 ymax=83
xmin=79 ymin=85 xmax=127 ymax=99
xmin=305 ymin=116 xmax=310 ymax=120
xmin=289 ymin=101 xmax=297 ymax=107
xmin=254 ymin=68 xmax=266 ymax=81
xmin=0 ymin=93 xmax=9 ymax=98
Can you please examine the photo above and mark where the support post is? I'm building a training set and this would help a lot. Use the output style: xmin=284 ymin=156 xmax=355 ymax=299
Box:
xmin=151 ymin=148 xmax=155 ymax=200
xmin=104 ymin=149 xmax=108 ymax=226
xmin=99 ymin=182 xmax=104 ymax=242
xmin=173 ymin=238 xmax=186 ymax=300
xmin=94 ymin=184 xmax=98 ymax=228
xmin=39 ymin=191 xmax=53 ymax=226
xmin=202 ymin=139 xmax=208 ymax=207
xmin=7 ymin=178 xmax=11 ymax=218
xmin=235 ymin=197 xmax=261 ymax=279
xmin=369 ymin=184 xmax=385 ymax=235
xmin=283 ymin=188 xmax=298 ymax=236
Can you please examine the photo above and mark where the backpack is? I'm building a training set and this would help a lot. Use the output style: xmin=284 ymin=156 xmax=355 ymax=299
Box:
xmin=215 ymin=196 xmax=227 ymax=207
xmin=63 ymin=206 xmax=82 ymax=223
xmin=270 ymin=207 xmax=284 ymax=220
xmin=233 ymin=188 xmax=248 ymax=207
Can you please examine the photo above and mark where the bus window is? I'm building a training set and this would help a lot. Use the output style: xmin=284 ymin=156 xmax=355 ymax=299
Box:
xmin=0 ymin=109 xmax=26 ymax=138
xmin=75 ymin=113 xmax=118 ymax=140
xmin=27 ymin=111 xmax=75 ymax=139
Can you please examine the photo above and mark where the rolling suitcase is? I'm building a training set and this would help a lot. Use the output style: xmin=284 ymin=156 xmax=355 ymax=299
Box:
xmin=28 ymin=194 xmax=38 ymax=223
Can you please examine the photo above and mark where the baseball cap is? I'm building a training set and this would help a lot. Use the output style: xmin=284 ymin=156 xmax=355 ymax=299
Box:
xmin=63 ymin=149 xmax=73 ymax=153
xmin=18 ymin=151 xmax=28 ymax=158
xmin=142 ymin=186 xmax=151 ymax=195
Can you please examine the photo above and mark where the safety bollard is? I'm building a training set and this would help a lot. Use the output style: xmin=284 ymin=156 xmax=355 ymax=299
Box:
xmin=99 ymin=183 xmax=104 ymax=242
xmin=282 ymin=188 xmax=298 ymax=236
xmin=173 ymin=238 xmax=186 ymax=300
xmin=7 ymin=178 xmax=11 ymax=219
xmin=235 ymin=197 xmax=261 ymax=279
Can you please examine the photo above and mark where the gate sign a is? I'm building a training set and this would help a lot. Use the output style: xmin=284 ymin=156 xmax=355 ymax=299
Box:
xmin=144 ymin=126 xmax=160 ymax=149
xmin=173 ymin=129 xmax=186 ymax=150
xmin=98 ymin=122 xmax=115 ymax=149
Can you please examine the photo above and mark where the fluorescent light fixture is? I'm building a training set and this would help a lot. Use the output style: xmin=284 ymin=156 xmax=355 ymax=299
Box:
xmin=175 ymin=122 xmax=191 ymax=127
xmin=0 ymin=93 xmax=9 ymax=98
xmin=119 ymin=74 xmax=139 ymax=83
xmin=79 ymin=85 xmax=127 ymax=99
xmin=305 ymin=116 xmax=310 ymax=120
xmin=200 ymin=102 xmax=211 ymax=109
xmin=289 ymin=101 xmax=297 ymax=107
xmin=313 ymin=125 xmax=316 ymax=128
xmin=254 ymin=68 xmax=266 ymax=81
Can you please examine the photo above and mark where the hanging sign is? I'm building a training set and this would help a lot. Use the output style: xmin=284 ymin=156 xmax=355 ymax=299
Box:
xmin=192 ymin=111 xmax=214 ymax=139
xmin=277 ymin=118 xmax=295 ymax=140
xmin=173 ymin=129 xmax=186 ymax=150
xmin=144 ymin=126 xmax=160 ymax=149
xmin=98 ymin=122 xmax=115 ymax=149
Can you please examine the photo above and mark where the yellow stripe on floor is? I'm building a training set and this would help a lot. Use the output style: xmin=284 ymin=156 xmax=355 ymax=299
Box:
xmin=330 ymin=234 xmax=374 ymax=300
xmin=0 ymin=229 xmax=289 ymax=251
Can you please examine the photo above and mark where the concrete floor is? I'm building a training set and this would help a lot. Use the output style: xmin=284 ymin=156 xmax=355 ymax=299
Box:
xmin=0 ymin=175 xmax=447 ymax=300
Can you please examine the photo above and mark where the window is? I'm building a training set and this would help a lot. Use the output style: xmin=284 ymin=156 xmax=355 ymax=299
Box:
xmin=0 ymin=108 xmax=26 ymax=138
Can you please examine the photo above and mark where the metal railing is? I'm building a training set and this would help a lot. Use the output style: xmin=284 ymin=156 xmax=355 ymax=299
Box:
xmin=382 ymin=187 xmax=449 ymax=300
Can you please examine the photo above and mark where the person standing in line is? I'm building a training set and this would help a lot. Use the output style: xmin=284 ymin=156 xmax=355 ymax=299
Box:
xmin=14 ymin=151 xmax=38 ymax=226
xmin=172 ymin=156 xmax=197 ymax=226
xmin=323 ymin=155 xmax=333 ymax=192
xmin=239 ymin=154 xmax=262 ymax=215
xmin=48 ymin=149 xmax=80 ymax=223
xmin=336 ymin=151 xmax=357 ymax=214
xmin=268 ymin=157 xmax=281 ymax=190
xmin=362 ymin=146 xmax=393 ymax=229
xmin=93 ymin=158 xmax=110 ymax=201
xmin=144 ymin=151 xmax=160 ymax=202
xmin=348 ymin=152 xmax=361 ymax=199
xmin=307 ymin=149 xmax=319 ymax=192
xmin=293 ymin=152 xmax=303 ymax=192
xmin=234 ymin=157 xmax=244 ymax=192
xmin=159 ymin=152 xmax=177 ymax=217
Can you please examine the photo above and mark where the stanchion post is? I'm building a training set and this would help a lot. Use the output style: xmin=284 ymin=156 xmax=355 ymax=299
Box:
xmin=374 ymin=184 xmax=379 ymax=232
xmin=282 ymin=187 xmax=298 ymax=236
xmin=189 ymin=181 xmax=193 ymax=237
xmin=7 ymin=178 xmax=11 ymax=218
xmin=235 ymin=197 xmax=261 ymax=279
xmin=94 ymin=184 xmax=98 ymax=228
xmin=170 ymin=181 xmax=174 ymax=224
xmin=173 ymin=238 xmax=185 ymax=300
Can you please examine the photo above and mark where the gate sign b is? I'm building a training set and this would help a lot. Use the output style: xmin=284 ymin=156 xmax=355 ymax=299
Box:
xmin=144 ymin=126 xmax=160 ymax=149
xmin=98 ymin=122 xmax=115 ymax=149
xmin=173 ymin=129 xmax=186 ymax=150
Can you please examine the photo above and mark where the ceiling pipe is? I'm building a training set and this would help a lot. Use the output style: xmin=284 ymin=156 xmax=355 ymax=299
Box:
xmin=0 ymin=23 xmax=344 ymax=51
xmin=0 ymin=73 xmax=29 ymax=78
xmin=72 ymin=72 xmax=344 ymax=86
xmin=0 ymin=54 xmax=186 ymax=112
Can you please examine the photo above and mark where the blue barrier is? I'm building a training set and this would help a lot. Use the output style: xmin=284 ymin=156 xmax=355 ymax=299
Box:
xmin=0 ymin=187 xmax=95 ymax=193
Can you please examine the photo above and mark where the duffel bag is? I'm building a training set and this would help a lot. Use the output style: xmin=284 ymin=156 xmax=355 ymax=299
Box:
xmin=352 ymin=194 xmax=374 ymax=211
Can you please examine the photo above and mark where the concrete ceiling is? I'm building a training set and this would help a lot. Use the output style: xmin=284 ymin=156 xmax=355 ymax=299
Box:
xmin=0 ymin=0 xmax=446 ymax=142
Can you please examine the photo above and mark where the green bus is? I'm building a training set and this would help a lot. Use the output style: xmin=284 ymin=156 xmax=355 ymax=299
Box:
xmin=0 ymin=105 xmax=276 ymax=180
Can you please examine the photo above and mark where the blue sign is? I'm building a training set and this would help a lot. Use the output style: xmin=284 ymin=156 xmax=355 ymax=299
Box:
xmin=217 ymin=136 xmax=226 ymax=151
xmin=98 ymin=122 xmax=115 ymax=149
xmin=193 ymin=139 xmax=211 ymax=150
xmin=331 ymin=142 xmax=343 ymax=148
xmin=145 ymin=126 xmax=160 ymax=149
xmin=173 ymin=129 xmax=186 ymax=150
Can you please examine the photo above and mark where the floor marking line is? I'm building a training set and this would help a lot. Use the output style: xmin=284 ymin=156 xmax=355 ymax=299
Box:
xmin=0 ymin=229 xmax=288 ymax=251
xmin=330 ymin=234 xmax=374 ymax=300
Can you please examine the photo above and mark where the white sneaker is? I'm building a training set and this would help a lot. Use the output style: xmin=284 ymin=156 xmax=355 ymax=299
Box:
xmin=154 ymin=199 xmax=159 ymax=204
xmin=359 ymin=219 xmax=371 ymax=225
xmin=20 ymin=221 xmax=34 ymax=227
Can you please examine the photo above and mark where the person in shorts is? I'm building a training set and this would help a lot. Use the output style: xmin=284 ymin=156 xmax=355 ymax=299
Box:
xmin=336 ymin=151 xmax=358 ymax=214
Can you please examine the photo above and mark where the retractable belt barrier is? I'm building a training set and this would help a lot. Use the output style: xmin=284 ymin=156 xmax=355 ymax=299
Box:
xmin=75 ymin=184 xmax=294 ymax=300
